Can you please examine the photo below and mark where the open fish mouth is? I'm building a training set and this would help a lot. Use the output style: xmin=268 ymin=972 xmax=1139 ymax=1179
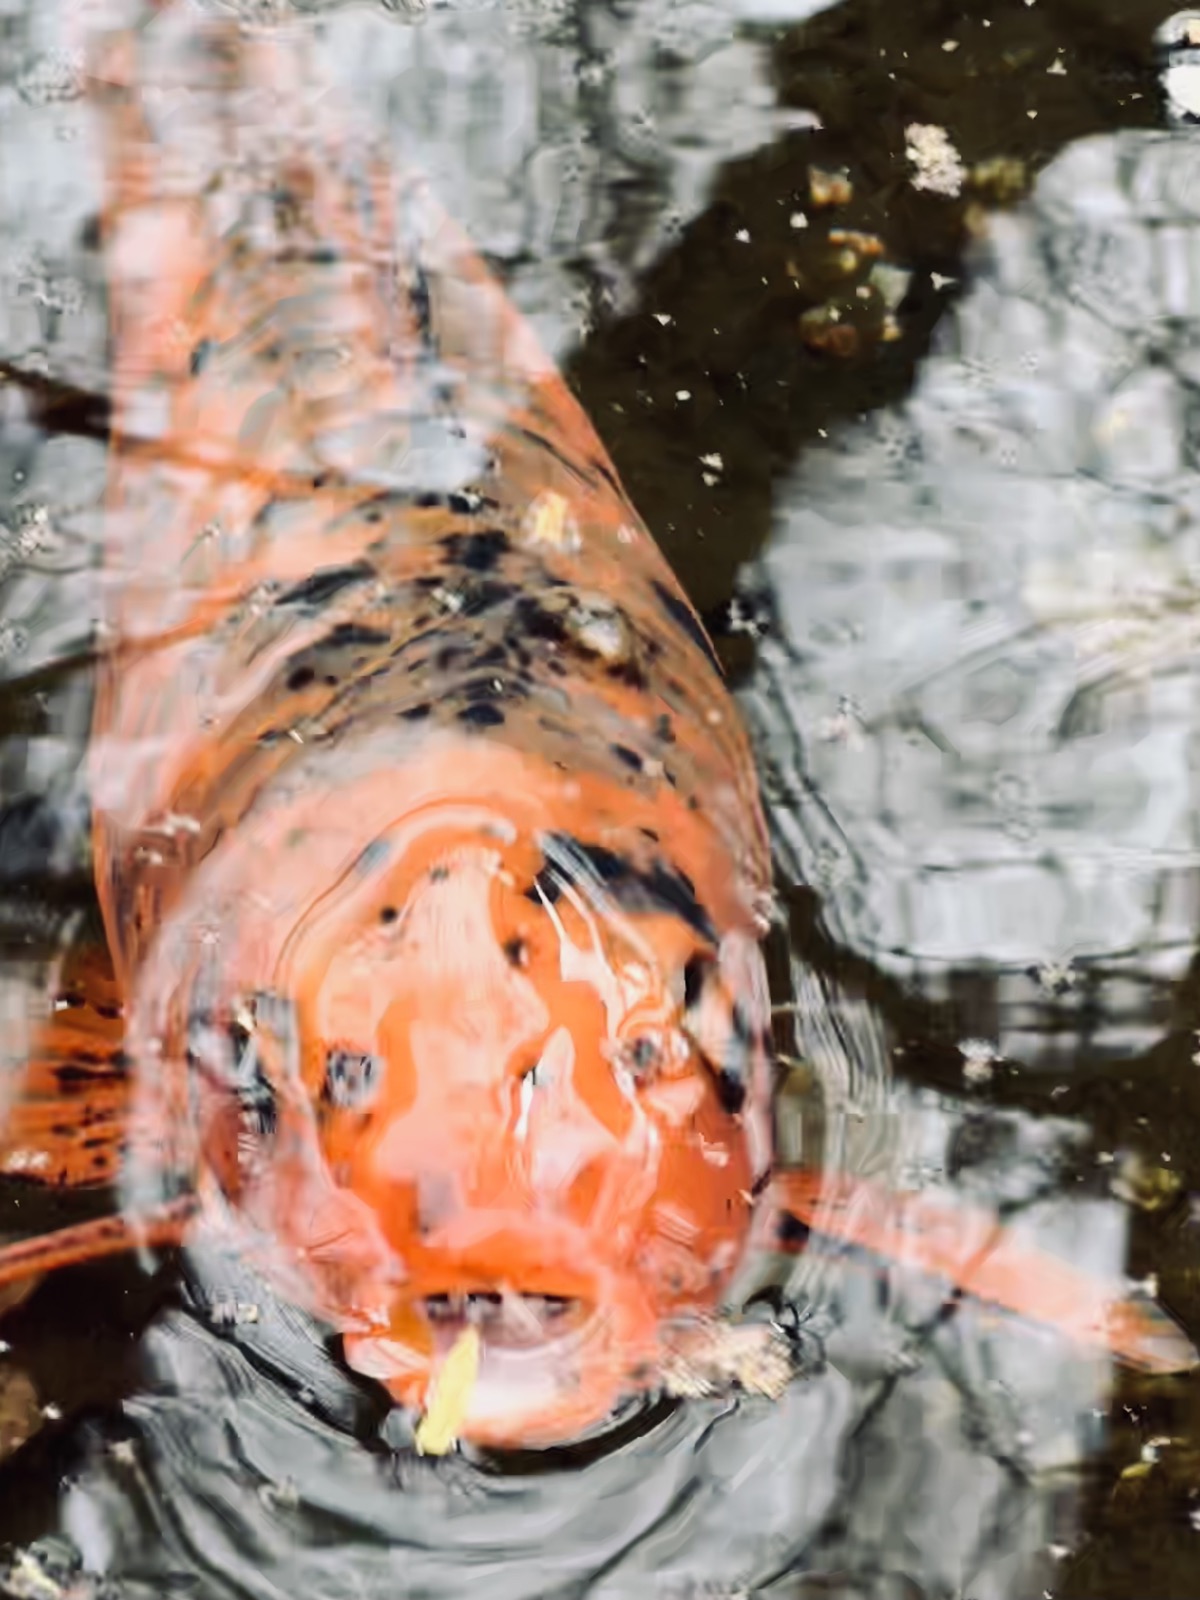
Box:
xmin=421 ymin=1288 xmax=589 ymax=1350
xmin=343 ymin=1271 xmax=658 ymax=1448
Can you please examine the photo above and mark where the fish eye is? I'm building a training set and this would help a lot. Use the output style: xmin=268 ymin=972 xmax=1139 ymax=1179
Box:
xmin=322 ymin=1048 xmax=383 ymax=1110
xmin=625 ymin=1034 xmax=662 ymax=1080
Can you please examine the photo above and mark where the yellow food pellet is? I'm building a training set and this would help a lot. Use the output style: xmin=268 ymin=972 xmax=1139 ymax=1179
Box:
xmin=415 ymin=1326 xmax=481 ymax=1456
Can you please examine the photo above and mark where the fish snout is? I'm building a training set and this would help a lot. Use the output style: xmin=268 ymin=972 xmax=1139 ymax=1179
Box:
xmin=341 ymin=1213 xmax=662 ymax=1448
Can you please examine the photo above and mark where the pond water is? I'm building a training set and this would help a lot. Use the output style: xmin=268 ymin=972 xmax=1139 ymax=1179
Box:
xmin=0 ymin=1 xmax=1199 ymax=1596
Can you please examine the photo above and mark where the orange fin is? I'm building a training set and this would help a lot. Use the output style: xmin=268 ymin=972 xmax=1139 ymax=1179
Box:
xmin=0 ymin=1199 xmax=195 ymax=1296
xmin=0 ymin=940 xmax=129 ymax=1190
xmin=768 ymin=1167 xmax=1198 ymax=1377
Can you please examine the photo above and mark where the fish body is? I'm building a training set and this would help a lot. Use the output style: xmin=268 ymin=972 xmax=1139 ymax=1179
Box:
xmin=78 ymin=4 xmax=775 ymax=1447
xmin=0 ymin=2 xmax=1192 ymax=1453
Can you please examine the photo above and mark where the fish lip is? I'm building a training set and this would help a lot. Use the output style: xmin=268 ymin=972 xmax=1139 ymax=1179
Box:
xmin=400 ymin=1236 xmax=605 ymax=1358
xmin=419 ymin=1280 xmax=592 ymax=1331
xmin=343 ymin=1261 xmax=660 ymax=1447
xmin=403 ymin=1214 xmax=620 ymax=1299
xmin=411 ymin=1284 xmax=597 ymax=1353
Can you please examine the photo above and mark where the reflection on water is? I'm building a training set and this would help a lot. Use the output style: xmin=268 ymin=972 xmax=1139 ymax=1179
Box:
xmin=0 ymin=1 xmax=1198 ymax=1598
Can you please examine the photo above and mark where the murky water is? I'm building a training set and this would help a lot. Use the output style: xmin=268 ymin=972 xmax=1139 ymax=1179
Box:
xmin=1 ymin=0 xmax=1199 ymax=1595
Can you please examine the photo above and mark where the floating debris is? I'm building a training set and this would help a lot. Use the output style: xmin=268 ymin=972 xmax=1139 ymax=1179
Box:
xmin=905 ymin=123 xmax=966 ymax=197
xmin=0 ymin=1363 xmax=41 ymax=1464
xmin=799 ymin=306 xmax=860 ymax=358
xmin=960 ymin=1038 xmax=999 ymax=1085
xmin=869 ymin=262 xmax=912 ymax=311
xmin=15 ymin=53 xmax=84 ymax=107
xmin=207 ymin=1298 xmax=262 ymax=1327
xmin=1111 ymin=1152 xmax=1183 ymax=1214
xmin=1156 ymin=11 xmax=1200 ymax=125
xmin=808 ymin=167 xmax=853 ymax=208
xmin=660 ymin=1317 xmax=797 ymax=1402
xmin=968 ymin=154 xmax=1029 ymax=204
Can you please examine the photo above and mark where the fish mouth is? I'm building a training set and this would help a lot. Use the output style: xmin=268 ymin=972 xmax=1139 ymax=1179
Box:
xmin=343 ymin=1271 xmax=658 ymax=1448
xmin=420 ymin=1287 xmax=590 ymax=1349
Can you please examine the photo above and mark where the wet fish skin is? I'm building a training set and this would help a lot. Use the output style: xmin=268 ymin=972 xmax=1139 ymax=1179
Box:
xmin=26 ymin=2 xmax=775 ymax=1449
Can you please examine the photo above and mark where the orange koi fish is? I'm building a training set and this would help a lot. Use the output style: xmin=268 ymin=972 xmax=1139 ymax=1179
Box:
xmin=0 ymin=3 xmax=1190 ymax=1450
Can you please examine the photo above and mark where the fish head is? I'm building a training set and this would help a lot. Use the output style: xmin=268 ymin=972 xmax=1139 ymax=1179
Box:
xmin=281 ymin=816 xmax=773 ymax=1448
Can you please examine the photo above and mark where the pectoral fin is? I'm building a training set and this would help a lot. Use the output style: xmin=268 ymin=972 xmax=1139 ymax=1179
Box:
xmin=767 ymin=1166 xmax=1198 ymax=1377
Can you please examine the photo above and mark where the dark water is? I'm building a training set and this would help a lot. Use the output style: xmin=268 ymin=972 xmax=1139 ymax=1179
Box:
xmin=1 ymin=0 xmax=1200 ymax=1595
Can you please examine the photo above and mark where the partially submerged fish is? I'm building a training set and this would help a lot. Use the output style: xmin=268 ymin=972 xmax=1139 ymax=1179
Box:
xmin=0 ymin=2 xmax=1191 ymax=1451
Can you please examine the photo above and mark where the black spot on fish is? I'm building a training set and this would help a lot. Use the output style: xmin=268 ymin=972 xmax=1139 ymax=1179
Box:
xmin=435 ymin=644 xmax=469 ymax=673
xmin=410 ymin=263 xmax=434 ymax=344
xmin=51 ymin=1066 xmax=109 ymax=1095
xmin=474 ymin=642 xmax=507 ymax=668
xmin=564 ymin=840 xmax=625 ymax=883
xmin=642 ymin=861 xmax=712 ymax=937
xmin=325 ymin=621 xmax=390 ymax=649
xmin=461 ymin=579 xmax=517 ymax=618
xmin=322 ymin=1049 xmax=382 ymax=1111
xmin=380 ymin=905 xmax=398 ymax=924
xmin=710 ymin=1065 xmax=747 ymax=1117
xmin=399 ymin=702 xmax=431 ymax=720
xmin=190 ymin=338 xmax=216 ymax=375
xmin=511 ymin=424 xmax=593 ymax=489
xmin=279 ymin=562 xmax=375 ymax=608
xmin=286 ymin=665 xmax=316 ymax=692
xmin=655 ymin=714 xmax=675 ymax=744
xmin=513 ymin=595 xmax=568 ymax=644
xmin=503 ymin=937 xmax=526 ymax=967
xmin=283 ymin=244 xmax=340 ymax=266
xmin=682 ymin=956 xmax=753 ymax=1117
xmin=777 ymin=1211 xmax=810 ymax=1248
xmin=683 ymin=955 xmax=707 ymax=1009
xmin=457 ymin=703 xmax=505 ymax=727
xmin=449 ymin=490 xmax=500 ymax=515
xmin=612 ymin=744 xmax=642 ymax=772
xmin=652 ymin=581 xmax=722 ymax=674
xmin=606 ymin=660 xmax=647 ymax=690
xmin=443 ymin=528 xmax=509 ymax=573
xmin=525 ymin=873 xmax=561 ymax=905
xmin=542 ymin=835 xmax=716 ymax=941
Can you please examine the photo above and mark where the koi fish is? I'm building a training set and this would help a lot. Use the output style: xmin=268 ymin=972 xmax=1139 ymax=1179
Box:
xmin=0 ymin=2 xmax=1191 ymax=1451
